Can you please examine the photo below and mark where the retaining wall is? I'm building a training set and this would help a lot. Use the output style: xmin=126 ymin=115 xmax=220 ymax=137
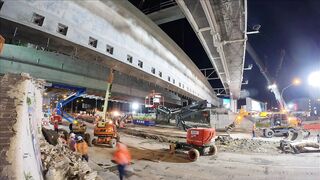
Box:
xmin=0 ymin=74 xmax=43 ymax=179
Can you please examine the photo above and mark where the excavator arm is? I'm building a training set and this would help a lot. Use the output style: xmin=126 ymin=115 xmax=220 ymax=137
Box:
xmin=225 ymin=109 xmax=249 ymax=133
xmin=174 ymin=100 xmax=209 ymax=131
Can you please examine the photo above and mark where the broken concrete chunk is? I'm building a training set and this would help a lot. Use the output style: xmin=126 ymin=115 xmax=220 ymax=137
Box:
xmin=40 ymin=137 xmax=98 ymax=179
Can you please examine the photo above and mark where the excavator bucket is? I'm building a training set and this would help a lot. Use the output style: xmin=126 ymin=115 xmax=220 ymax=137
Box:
xmin=286 ymin=129 xmax=311 ymax=141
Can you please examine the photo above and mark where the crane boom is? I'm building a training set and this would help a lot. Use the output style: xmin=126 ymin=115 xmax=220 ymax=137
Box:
xmin=246 ymin=42 xmax=285 ymax=110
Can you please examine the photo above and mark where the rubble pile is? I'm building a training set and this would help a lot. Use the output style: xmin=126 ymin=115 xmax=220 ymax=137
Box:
xmin=280 ymin=140 xmax=320 ymax=154
xmin=40 ymin=138 xmax=98 ymax=180
xmin=215 ymin=136 xmax=279 ymax=154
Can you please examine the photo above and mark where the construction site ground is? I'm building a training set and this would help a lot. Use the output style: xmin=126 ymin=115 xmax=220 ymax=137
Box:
xmin=58 ymin=122 xmax=320 ymax=180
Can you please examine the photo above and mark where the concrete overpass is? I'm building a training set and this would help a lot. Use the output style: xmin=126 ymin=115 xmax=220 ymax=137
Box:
xmin=0 ymin=0 xmax=246 ymax=107
xmin=176 ymin=0 xmax=247 ymax=99
xmin=129 ymin=0 xmax=247 ymax=99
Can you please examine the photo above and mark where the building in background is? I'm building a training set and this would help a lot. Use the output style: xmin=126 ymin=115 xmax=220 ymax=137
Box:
xmin=289 ymin=98 xmax=320 ymax=117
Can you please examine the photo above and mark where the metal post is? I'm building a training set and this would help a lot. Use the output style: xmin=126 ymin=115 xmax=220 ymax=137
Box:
xmin=102 ymin=83 xmax=110 ymax=119
xmin=12 ymin=27 xmax=18 ymax=43
xmin=102 ymin=69 xmax=114 ymax=120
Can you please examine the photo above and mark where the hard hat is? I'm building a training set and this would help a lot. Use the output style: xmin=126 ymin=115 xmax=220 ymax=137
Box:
xmin=70 ymin=133 xmax=75 ymax=138
xmin=77 ymin=136 xmax=83 ymax=141
xmin=73 ymin=120 xmax=78 ymax=124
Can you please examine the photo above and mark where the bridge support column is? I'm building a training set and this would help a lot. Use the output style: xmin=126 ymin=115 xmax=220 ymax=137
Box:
xmin=230 ymin=99 xmax=238 ymax=113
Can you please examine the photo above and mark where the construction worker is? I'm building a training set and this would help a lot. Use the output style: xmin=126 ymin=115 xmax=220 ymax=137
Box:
xmin=69 ymin=122 xmax=73 ymax=132
xmin=113 ymin=142 xmax=131 ymax=180
xmin=68 ymin=133 xmax=77 ymax=152
xmin=252 ymin=123 xmax=256 ymax=138
xmin=54 ymin=120 xmax=59 ymax=133
xmin=76 ymin=136 xmax=89 ymax=162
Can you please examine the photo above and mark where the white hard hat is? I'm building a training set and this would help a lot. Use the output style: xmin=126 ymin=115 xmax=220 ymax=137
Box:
xmin=70 ymin=133 xmax=75 ymax=138
xmin=77 ymin=136 xmax=83 ymax=141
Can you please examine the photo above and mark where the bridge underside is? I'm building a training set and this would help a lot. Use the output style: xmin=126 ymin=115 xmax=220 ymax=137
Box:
xmin=176 ymin=0 xmax=247 ymax=99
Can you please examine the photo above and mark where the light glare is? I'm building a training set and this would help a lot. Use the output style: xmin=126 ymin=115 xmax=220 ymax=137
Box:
xmin=132 ymin=102 xmax=139 ymax=110
xmin=308 ymin=71 xmax=320 ymax=87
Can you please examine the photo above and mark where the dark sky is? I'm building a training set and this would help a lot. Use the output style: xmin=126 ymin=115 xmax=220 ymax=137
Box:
xmin=129 ymin=0 xmax=320 ymax=107
xmin=246 ymin=0 xmax=320 ymax=106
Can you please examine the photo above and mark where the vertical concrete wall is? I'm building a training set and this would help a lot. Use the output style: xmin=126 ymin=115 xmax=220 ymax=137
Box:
xmin=0 ymin=74 xmax=43 ymax=179
xmin=210 ymin=112 xmax=236 ymax=130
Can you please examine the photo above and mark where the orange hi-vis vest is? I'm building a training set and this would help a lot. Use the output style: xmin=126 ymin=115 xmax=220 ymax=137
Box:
xmin=113 ymin=143 xmax=131 ymax=165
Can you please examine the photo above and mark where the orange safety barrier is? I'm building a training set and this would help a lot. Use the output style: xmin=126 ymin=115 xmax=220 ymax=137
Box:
xmin=303 ymin=123 xmax=320 ymax=130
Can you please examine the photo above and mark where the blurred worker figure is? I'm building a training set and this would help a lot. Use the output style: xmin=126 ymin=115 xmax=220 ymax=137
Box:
xmin=252 ymin=123 xmax=256 ymax=138
xmin=54 ymin=120 xmax=59 ymax=133
xmin=68 ymin=133 xmax=77 ymax=152
xmin=113 ymin=142 xmax=131 ymax=180
xmin=69 ymin=122 xmax=73 ymax=132
xmin=76 ymin=136 xmax=89 ymax=162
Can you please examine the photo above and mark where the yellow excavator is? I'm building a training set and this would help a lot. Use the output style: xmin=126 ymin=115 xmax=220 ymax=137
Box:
xmin=225 ymin=109 xmax=250 ymax=134
xmin=225 ymin=109 xmax=309 ymax=140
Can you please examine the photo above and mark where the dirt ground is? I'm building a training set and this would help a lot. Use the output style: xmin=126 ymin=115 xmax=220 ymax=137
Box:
xmin=61 ymin=123 xmax=320 ymax=180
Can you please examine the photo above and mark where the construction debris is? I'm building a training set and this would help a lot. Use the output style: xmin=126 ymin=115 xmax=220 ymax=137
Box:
xmin=215 ymin=136 xmax=279 ymax=153
xmin=280 ymin=140 xmax=320 ymax=154
xmin=40 ymin=137 xmax=98 ymax=180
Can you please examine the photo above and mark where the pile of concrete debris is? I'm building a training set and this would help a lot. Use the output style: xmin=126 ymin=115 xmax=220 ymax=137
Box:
xmin=280 ymin=139 xmax=320 ymax=154
xmin=215 ymin=136 xmax=279 ymax=154
xmin=40 ymin=138 xmax=98 ymax=180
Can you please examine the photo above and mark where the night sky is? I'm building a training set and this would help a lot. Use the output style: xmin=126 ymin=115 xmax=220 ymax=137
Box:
xmin=129 ymin=0 xmax=320 ymax=107
xmin=246 ymin=0 xmax=320 ymax=107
